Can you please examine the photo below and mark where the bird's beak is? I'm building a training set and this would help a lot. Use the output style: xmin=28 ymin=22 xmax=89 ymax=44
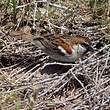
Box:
xmin=88 ymin=46 xmax=95 ymax=52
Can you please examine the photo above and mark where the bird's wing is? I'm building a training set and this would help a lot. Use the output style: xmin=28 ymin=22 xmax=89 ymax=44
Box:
xmin=34 ymin=34 xmax=72 ymax=55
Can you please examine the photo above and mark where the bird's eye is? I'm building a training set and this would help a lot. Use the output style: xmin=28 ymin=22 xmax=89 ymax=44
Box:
xmin=81 ymin=43 xmax=94 ymax=51
xmin=81 ymin=43 xmax=89 ymax=48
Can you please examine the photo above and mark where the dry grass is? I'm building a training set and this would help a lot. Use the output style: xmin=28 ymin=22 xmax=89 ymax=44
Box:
xmin=0 ymin=0 xmax=110 ymax=110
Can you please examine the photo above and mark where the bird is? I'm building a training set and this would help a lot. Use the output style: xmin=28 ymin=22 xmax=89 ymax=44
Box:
xmin=33 ymin=34 xmax=94 ymax=63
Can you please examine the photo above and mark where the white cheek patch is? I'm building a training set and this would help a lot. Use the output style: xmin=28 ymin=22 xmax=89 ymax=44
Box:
xmin=58 ymin=46 xmax=68 ymax=55
xmin=73 ymin=45 xmax=78 ymax=51
xmin=73 ymin=44 xmax=86 ymax=53
xmin=79 ymin=45 xmax=87 ymax=53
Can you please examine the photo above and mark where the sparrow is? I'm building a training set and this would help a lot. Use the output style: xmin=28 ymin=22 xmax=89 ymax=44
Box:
xmin=33 ymin=34 xmax=94 ymax=62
